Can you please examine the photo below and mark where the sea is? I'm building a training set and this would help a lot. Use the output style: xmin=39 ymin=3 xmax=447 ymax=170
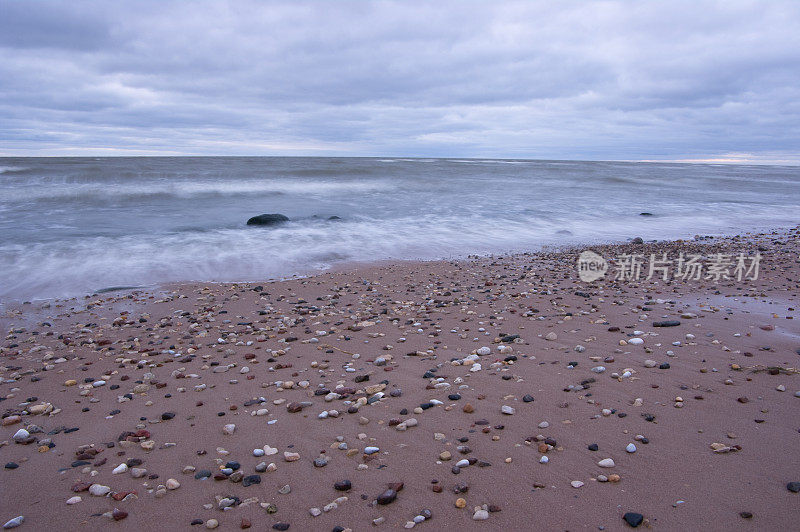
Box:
xmin=1 ymin=157 xmax=798 ymax=303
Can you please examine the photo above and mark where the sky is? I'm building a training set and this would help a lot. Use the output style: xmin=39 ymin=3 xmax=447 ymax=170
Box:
xmin=1 ymin=0 xmax=799 ymax=162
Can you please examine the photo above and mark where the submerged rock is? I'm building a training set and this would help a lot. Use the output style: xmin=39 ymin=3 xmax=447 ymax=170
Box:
xmin=246 ymin=213 xmax=289 ymax=226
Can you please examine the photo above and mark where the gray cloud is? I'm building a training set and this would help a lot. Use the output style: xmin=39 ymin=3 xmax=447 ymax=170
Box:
xmin=0 ymin=0 xmax=799 ymax=161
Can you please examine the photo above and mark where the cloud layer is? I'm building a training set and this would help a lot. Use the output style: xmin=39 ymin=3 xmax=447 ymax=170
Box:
xmin=1 ymin=0 xmax=799 ymax=161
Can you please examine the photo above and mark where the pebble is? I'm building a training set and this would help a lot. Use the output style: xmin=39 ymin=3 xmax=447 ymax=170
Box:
xmin=2 ymin=416 xmax=21 ymax=426
xmin=570 ymin=480 xmax=584 ymax=488
xmin=473 ymin=509 xmax=489 ymax=520
xmin=500 ymin=405 xmax=515 ymax=415
xmin=626 ymin=443 xmax=637 ymax=453
xmin=12 ymin=429 xmax=30 ymax=443
xmin=623 ymin=512 xmax=644 ymax=528
xmin=242 ymin=475 xmax=261 ymax=487
xmin=89 ymin=484 xmax=111 ymax=496
xmin=598 ymin=458 xmax=615 ymax=468
xmin=2 ymin=517 xmax=24 ymax=529
xmin=377 ymin=489 xmax=397 ymax=505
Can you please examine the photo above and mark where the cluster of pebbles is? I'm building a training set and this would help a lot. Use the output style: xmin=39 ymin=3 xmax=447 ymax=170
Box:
xmin=2 ymin=227 xmax=799 ymax=530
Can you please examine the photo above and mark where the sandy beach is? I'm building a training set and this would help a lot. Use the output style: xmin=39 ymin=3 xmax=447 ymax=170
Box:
xmin=2 ymin=227 xmax=799 ymax=531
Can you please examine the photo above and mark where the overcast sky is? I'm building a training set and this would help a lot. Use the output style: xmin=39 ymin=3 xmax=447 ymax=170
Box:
xmin=1 ymin=0 xmax=799 ymax=162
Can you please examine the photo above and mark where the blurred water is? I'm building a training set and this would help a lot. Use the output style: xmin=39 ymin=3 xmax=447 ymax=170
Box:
xmin=0 ymin=157 xmax=798 ymax=302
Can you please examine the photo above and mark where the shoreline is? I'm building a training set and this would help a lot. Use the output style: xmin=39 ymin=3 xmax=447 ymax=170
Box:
xmin=2 ymin=223 xmax=794 ymax=320
xmin=1 ymin=226 xmax=799 ymax=530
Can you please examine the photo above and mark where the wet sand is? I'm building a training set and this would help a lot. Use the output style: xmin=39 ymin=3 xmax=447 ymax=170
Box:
xmin=2 ymin=227 xmax=799 ymax=531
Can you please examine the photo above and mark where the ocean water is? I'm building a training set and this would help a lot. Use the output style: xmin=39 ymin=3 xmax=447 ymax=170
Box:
xmin=1 ymin=157 xmax=798 ymax=302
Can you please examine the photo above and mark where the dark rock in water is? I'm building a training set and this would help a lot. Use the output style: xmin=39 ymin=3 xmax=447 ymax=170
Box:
xmin=787 ymin=481 xmax=800 ymax=493
xmin=246 ymin=213 xmax=289 ymax=226
xmin=639 ymin=212 xmax=654 ymax=216
xmin=631 ymin=237 xmax=644 ymax=244
xmin=328 ymin=216 xmax=341 ymax=220
xmin=653 ymin=320 xmax=681 ymax=327
xmin=623 ymin=512 xmax=644 ymax=527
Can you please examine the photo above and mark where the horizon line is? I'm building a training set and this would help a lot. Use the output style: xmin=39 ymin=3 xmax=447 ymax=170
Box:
xmin=1 ymin=153 xmax=799 ymax=167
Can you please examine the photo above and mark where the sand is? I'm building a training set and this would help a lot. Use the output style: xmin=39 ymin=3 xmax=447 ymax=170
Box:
xmin=2 ymin=227 xmax=799 ymax=531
